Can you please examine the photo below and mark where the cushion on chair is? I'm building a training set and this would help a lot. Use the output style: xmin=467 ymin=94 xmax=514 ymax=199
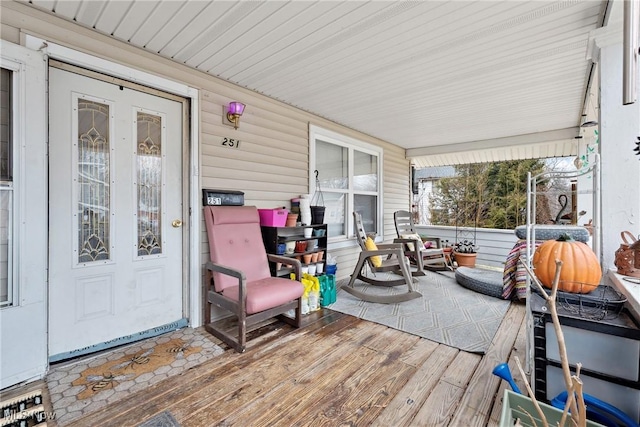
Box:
xmin=204 ymin=206 xmax=272 ymax=291
xmin=400 ymin=233 xmax=423 ymax=251
xmin=455 ymin=266 xmax=505 ymax=299
xmin=514 ymin=225 xmax=589 ymax=243
xmin=364 ymin=237 xmax=382 ymax=267
xmin=221 ymin=277 xmax=304 ymax=314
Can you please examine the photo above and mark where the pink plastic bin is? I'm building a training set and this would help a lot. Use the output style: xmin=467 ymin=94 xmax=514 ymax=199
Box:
xmin=258 ymin=208 xmax=288 ymax=227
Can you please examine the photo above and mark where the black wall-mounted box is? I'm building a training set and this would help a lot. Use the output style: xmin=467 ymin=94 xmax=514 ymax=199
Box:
xmin=202 ymin=189 xmax=245 ymax=206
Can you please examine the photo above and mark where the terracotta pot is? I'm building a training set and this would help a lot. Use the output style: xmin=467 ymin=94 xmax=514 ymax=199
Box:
xmin=295 ymin=241 xmax=307 ymax=253
xmin=311 ymin=252 xmax=319 ymax=262
xmin=454 ymin=251 xmax=477 ymax=268
xmin=286 ymin=213 xmax=298 ymax=227
xmin=303 ymin=254 xmax=312 ymax=264
xmin=317 ymin=250 xmax=324 ymax=261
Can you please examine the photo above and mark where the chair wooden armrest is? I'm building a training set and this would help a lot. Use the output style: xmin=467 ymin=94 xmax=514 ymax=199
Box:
xmin=206 ymin=260 xmax=245 ymax=281
xmin=205 ymin=260 xmax=250 ymax=318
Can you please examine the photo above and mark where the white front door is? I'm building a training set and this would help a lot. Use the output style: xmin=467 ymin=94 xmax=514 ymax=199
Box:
xmin=48 ymin=67 xmax=185 ymax=361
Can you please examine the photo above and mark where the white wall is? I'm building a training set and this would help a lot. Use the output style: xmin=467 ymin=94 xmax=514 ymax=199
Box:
xmin=597 ymin=38 xmax=640 ymax=270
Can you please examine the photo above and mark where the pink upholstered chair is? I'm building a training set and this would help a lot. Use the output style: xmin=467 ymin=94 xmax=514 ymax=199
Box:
xmin=203 ymin=205 xmax=304 ymax=353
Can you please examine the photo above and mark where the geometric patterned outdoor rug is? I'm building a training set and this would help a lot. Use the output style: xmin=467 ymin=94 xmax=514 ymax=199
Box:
xmin=137 ymin=410 xmax=180 ymax=427
xmin=46 ymin=326 xmax=224 ymax=425
xmin=330 ymin=269 xmax=511 ymax=354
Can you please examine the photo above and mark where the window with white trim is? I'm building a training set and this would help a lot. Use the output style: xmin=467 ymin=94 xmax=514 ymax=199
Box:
xmin=310 ymin=125 xmax=382 ymax=242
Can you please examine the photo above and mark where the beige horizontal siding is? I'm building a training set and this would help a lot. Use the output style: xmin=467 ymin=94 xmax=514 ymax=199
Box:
xmin=2 ymin=0 xmax=412 ymax=312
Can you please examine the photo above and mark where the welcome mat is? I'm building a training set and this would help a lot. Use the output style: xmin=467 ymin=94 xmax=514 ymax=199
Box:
xmin=329 ymin=270 xmax=511 ymax=354
xmin=46 ymin=327 xmax=223 ymax=425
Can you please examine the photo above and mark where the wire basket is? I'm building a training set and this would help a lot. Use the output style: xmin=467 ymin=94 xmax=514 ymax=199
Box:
xmin=533 ymin=283 xmax=627 ymax=321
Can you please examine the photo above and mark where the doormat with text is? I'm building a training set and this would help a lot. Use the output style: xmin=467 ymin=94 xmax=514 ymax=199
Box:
xmin=46 ymin=327 xmax=223 ymax=426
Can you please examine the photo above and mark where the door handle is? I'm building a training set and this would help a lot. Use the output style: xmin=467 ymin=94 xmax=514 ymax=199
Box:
xmin=172 ymin=219 xmax=183 ymax=228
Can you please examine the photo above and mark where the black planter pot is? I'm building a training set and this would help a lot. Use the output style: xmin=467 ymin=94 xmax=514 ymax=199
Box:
xmin=310 ymin=206 xmax=325 ymax=224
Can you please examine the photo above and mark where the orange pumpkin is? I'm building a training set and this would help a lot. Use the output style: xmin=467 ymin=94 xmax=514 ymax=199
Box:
xmin=532 ymin=233 xmax=602 ymax=293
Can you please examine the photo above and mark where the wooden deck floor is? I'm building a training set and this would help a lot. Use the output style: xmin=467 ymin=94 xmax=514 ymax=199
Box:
xmin=10 ymin=302 xmax=527 ymax=426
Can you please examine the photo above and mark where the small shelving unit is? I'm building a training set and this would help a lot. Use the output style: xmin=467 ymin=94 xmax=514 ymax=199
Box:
xmin=261 ymin=224 xmax=328 ymax=277
xmin=524 ymin=154 xmax=601 ymax=374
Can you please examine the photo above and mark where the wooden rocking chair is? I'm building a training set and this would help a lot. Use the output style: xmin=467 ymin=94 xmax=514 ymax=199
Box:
xmin=393 ymin=210 xmax=450 ymax=275
xmin=342 ymin=212 xmax=421 ymax=303
xmin=203 ymin=205 xmax=304 ymax=353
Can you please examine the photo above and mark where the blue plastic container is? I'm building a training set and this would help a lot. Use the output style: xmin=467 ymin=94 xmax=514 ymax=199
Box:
xmin=325 ymin=264 xmax=337 ymax=275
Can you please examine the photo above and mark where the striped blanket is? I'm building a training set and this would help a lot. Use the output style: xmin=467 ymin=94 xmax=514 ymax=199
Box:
xmin=502 ymin=239 xmax=541 ymax=300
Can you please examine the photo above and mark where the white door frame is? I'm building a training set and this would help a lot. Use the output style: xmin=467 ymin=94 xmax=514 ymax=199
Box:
xmin=25 ymin=35 xmax=202 ymax=328
xmin=0 ymin=40 xmax=48 ymax=389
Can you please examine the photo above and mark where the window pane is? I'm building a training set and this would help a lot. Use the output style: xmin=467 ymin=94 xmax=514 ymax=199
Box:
xmin=316 ymin=139 xmax=348 ymax=190
xmin=78 ymin=100 xmax=111 ymax=263
xmin=0 ymin=67 xmax=12 ymax=306
xmin=1 ymin=68 xmax=12 ymax=181
xmin=354 ymin=150 xmax=377 ymax=191
xmin=324 ymin=192 xmax=346 ymax=237
xmin=137 ymin=112 xmax=162 ymax=256
xmin=0 ymin=190 xmax=11 ymax=305
xmin=355 ymin=195 xmax=377 ymax=235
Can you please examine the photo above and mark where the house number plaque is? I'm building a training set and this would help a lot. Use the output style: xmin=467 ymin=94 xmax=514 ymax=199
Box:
xmin=221 ymin=137 xmax=240 ymax=148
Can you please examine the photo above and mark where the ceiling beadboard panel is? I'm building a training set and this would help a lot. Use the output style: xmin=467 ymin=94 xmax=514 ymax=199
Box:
xmin=22 ymin=0 xmax=607 ymax=165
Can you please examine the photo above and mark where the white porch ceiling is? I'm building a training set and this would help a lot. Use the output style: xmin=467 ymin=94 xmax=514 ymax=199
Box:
xmin=21 ymin=0 xmax=609 ymax=166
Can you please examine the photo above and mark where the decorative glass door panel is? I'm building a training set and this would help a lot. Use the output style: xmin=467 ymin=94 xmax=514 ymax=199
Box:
xmin=136 ymin=111 xmax=163 ymax=257
xmin=77 ymin=100 xmax=111 ymax=264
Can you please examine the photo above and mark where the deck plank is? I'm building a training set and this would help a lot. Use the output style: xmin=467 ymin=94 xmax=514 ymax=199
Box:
xmin=412 ymin=351 xmax=481 ymax=426
xmin=371 ymin=344 xmax=459 ymax=427
xmin=184 ymin=339 xmax=379 ymax=426
xmin=204 ymin=322 xmax=420 ymax=426
xmin=40 ymin=304 xmax=529 ymax=427
xmin=152 ymin=319 xmax=376 ymax=426
xmin=299 ymin=336 xmax=422 ymax=426
xmin=448 ymin=302 xmax=525 ymax=426
xmin=487 ymin=307 xmax=528 ymax=426
xmin=67 ymin=314 xmax=360 ymax=426
xmin=399 ymin=338 xmax=440 ymax=367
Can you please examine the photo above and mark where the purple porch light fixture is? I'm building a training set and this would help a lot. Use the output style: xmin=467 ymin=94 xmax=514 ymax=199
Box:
xmin=226 ymin=101 xmax=246 ymax=129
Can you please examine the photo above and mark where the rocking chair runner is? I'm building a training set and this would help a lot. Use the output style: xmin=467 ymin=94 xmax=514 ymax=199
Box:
xmin=343 ymin=212 xmax=421 ymax=303
xmin=393 ymin=210 xmax=450 ymax=275
xmin=203 ymin=205 xmax=304 ymax=353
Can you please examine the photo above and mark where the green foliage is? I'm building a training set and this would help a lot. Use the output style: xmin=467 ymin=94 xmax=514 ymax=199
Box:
xmin=430 ymin=159 xmax=546 ymax=230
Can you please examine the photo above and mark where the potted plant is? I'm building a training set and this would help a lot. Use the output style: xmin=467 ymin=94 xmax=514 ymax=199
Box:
xmin=453 ymin=239 xmax=478 ymax=268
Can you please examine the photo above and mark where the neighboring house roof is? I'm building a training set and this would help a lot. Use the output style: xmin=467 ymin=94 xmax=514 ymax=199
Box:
xmin=414 ymin=166 xmax=456 ymax=180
